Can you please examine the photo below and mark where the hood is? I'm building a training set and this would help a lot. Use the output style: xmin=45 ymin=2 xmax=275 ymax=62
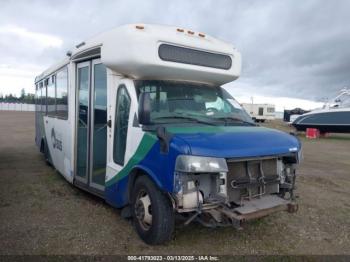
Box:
xmin=167 ymin=126 xmax=301 ymax=159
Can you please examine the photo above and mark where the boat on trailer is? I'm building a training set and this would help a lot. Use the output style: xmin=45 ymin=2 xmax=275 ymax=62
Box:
xmin=292 ymin=88 xmax=350 ymax=133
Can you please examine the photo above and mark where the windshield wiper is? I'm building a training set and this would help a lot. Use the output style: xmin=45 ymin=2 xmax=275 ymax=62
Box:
xmin=153 ymin=115 xmax=218 ymax=126
xmin=215 ymin=116 xmax=256 ymax=126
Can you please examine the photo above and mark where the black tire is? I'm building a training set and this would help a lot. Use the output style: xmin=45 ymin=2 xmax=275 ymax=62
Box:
xmin=131 ymin=175 xmax=175 ymax=245
xmin=43 ymin=140 xmax=52 ymax=166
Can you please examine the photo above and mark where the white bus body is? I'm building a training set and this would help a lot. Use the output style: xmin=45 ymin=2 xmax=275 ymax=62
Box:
xmin=34 ymin=24 xmax=300 ymax=245
xmin=35 ymin=24 xmax=241 ymax=185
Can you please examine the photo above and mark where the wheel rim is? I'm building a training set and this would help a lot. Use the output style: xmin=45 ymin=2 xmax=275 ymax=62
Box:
xmin=135 ymin=189 xmax=152 ymax=230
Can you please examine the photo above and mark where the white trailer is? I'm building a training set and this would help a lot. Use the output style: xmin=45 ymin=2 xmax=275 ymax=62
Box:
xmin=242 ymin=103 xmax=275 ymax=122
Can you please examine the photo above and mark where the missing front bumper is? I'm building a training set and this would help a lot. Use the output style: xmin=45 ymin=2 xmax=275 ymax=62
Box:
xmin=220 ymin=195 xmax=298 ymax=228
xmin=180 ymin=195 xmax=298 ymax=228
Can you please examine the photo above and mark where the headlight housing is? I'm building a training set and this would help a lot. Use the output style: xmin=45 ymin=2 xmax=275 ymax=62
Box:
xmin=297 ymin=148 xmax=303 ymax=164
xmin=175 ymin=155 xmax=228 ymax=173
xmin=174 ymin=155 xmax=228 ymax=209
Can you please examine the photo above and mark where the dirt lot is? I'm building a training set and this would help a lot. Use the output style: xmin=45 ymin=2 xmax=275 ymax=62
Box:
xmin=0 ymin=111 xmax=349 ymax=255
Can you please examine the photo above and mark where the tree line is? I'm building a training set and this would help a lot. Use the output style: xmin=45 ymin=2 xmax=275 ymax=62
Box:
xmin=0 ymin=89 xmax=35 ymax=104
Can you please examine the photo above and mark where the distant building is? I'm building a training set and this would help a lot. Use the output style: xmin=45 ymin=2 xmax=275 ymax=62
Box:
xmin=242 ymin=103 xmax=275 ymax=122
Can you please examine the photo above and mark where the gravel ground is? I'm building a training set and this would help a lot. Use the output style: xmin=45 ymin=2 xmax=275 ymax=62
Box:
xmin=0 ymin=111 xmax=349 ymax=255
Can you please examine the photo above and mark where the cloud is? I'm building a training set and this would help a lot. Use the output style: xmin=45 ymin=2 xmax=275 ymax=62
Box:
xmin=0 ymin=0 xmax=349 ymax=101
xmin=232 ymin=93 xmax=325 ymax=112
xmin=0 ymin=25 xmax=63 ymax=48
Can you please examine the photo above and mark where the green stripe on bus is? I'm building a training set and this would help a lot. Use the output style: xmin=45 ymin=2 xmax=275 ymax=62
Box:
xmin=105 ymin=133 xmax=157 ymax=187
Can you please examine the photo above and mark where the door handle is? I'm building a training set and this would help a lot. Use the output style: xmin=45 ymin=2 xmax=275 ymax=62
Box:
xmin=107 ymin=119 xmax=112 ymax=128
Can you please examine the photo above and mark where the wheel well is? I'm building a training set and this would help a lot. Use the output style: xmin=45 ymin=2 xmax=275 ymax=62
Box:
xmin=40 ymin=138 xmax=45 ymax=153
xmin=128 ymin=168 xmax=158 ymax=204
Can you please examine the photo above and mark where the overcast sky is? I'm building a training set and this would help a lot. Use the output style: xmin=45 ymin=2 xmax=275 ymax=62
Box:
xmin=0 ymin=0 xmax=349 ymax=110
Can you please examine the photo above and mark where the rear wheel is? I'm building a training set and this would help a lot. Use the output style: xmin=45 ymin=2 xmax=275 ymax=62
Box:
xmin=131 ymin=176 xmax=174 ymax=245
xmin=41 ymin=139 xmax=51 ymax=166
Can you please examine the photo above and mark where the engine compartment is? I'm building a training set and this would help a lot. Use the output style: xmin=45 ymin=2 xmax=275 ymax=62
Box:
xmin=226 ymin=158 xmax=282 ymax=204
xmin=174 ymin=156 xmax=298 ymax=227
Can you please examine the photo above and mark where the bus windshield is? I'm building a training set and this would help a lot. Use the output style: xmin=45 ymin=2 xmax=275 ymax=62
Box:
xmin=135 ymin=80 xmax=254 ymax=126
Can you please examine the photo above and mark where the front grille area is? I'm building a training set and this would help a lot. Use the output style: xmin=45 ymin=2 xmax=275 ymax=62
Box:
xmin=226 ymin=158 xmax=281 ymax=204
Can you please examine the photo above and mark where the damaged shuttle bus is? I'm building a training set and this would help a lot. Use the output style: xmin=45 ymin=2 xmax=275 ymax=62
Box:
xmin=34 ymin=24 xmax=301 ymax=245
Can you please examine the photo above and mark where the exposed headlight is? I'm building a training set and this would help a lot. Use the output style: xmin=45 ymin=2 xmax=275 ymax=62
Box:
xmin=175 ymin=155 xmax=228 ymax=173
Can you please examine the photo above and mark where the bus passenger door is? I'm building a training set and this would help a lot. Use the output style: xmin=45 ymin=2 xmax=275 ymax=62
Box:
xmin=75 ymin=59 xmax=107 ymax=195
xmin=76 ymin=61 xmax=90 ymax=186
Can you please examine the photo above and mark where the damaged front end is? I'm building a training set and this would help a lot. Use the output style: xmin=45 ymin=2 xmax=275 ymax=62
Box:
xmin=173 ymin=154 xmax=299 ymax=228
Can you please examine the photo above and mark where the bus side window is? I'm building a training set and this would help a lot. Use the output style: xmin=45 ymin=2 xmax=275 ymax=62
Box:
xmin=113 ymin=85 xmax=131 ymax=166
xmin=35 ymin=84 xmax=38 ymax=111
xmin=56 ymin=67 xmax=68 ymax=119
xmin=39 ymin=82 xmax=44 ymax=114
xmin=47 ymin=76 xmax=56 ymax=116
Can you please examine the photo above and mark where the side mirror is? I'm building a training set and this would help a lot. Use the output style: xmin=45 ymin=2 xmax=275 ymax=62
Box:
xmin=138 ymin=92 xmax=151 ymax=125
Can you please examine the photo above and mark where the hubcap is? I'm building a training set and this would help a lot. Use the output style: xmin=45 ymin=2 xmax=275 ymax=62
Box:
xmin=135 ymin=191 xmax=152 ymax=230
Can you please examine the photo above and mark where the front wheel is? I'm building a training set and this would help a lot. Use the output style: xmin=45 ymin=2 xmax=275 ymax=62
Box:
xmin=131 ymin=176 xmax=175 ymax=245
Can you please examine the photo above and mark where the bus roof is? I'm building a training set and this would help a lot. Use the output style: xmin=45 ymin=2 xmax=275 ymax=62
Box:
xmin=35 ymin=24 xmax=241 ymax=85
